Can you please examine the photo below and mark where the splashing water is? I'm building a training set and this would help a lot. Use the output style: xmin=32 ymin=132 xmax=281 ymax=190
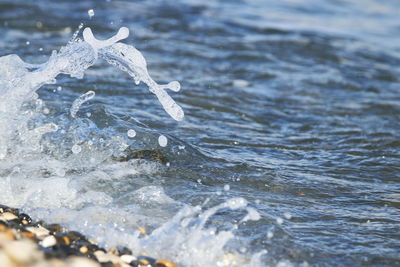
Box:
xmin=70 ymin=90 xmax=95 ymax=118
xmin=0 ymin=26 xmax=184 ymax=158
xmin=0 ymin=26 xmax=264 ymax=266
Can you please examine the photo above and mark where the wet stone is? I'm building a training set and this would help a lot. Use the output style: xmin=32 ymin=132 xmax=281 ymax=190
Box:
xmin=0 ymin=212 xmax=18 ymax=221
xmin=114 ymin=149 xmax=168 ymax=164
xmin=120 ymin=254 xmax=136 ymax=264
xmin=26 ymin=225 xmax=50 ymax=239
xmin=117 ymin=247 xmax=132 ymax=256
xmin=18 ymin=213 xmax=32 ymax=225
xmin=0 ymin=204 xmax=177 ymax=266
xmin=40 ymin=235 xmax=57 ymax=248
xmin=155 ymin=259 xmax=178 ymax=267
xmin=46 ymin=223 xmax=65 ymax=234
xmin=108 ymin=247 xmax=119 ymax=255
xmin=20 ymin=231 xmax=36 ymax=240
xmin=137 ymin=256 xmax=156 ymax=266
xmin=79 ymin=245 xmax=89 ymax=254
xmin=57 ymin=236 xmax=71 ymax=246
xmin=0 ymin=205 xmax=19 ymax=215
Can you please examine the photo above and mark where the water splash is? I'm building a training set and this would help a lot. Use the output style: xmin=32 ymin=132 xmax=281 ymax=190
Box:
xmin=0 ymin=26 xmax=184 ymax=159
xmin=0 ymin=26 xmax=265 ymax=266
xmin=70 ymin=91 xmax=95 ymax=118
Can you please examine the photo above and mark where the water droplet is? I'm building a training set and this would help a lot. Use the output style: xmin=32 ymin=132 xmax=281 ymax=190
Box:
xmin=26 ymin=41 xmax=30 ymax=45
xmin=158 ymin=135 xmax=168 ymax=147
xmin=57 ymin=86 xmax=62 ymax=91
xmin=88 ymin=9 xmax=95 ymax=18
xmin=224 ymin=184 xmax=230 ymax=191
xmin=127 ymin=129 xmax=136 ymax=138
xmin=276 ymin=217 xmax=284 ymax=224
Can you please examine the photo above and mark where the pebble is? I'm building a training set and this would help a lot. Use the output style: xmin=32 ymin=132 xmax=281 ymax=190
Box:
xmin=26 ymin=225 xmax=50 ymax=239
xmin=0 ymin=204 xmax=176 ymax=267
xmin=21 ymin=231 xmax=36 ymax=239
xmin=120 ymin=254 xmax=136 ymax=264
xmin=18 ymin=213 xmax=32 ymax=225
xmin=40 ymin=235 xmax=57 ymax=247
xmin=94 ymin=250 xmax=120 ymax=263
xmin=0 ymin=230 xmax=15 ymax=241
xmin=138 ymin=255 xmax=156 ymax=266
xmin=0 ymin=212 xmax=18 ymax=221
xmin=156 ymin=259 xmax=178 ymax=267
xmin=79 ymin=245 xmax=89 ymax=254
xmin=2 ymin=239 xmax=41 ymax=263
xmin=68 ymin=256 xmax=100 ymax=267
xmin=138 ymin=226 xmax=146 ymax=236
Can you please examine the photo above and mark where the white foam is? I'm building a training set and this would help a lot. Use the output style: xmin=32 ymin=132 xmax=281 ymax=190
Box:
xmin=158 ymin=135 xmax=168 ymax=147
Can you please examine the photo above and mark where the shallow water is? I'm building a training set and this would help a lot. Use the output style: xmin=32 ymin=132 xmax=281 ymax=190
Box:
xmin=1 ymin=0 xmax=400 ymax=266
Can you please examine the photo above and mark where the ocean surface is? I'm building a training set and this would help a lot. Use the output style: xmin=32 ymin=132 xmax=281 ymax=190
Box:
xmin=0 ymin=0 xmax=400 ymax=266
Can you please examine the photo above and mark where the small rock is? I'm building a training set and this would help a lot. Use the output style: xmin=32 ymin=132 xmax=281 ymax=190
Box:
xmin=120 ymin=254 xmax=136 ymax=264
xmin=117 ymin=247 xmax=132 ymax=256
xmin=3 ymin=239 xmax=42 ymax=263
xmin=137 ymin=256 xmax=156 ymax=266
xmin=18 ymin=213 xmax=32 ymax=225
xmin=0 ymin=251 xmax=13 ymax=267
xmin=0 ymin=212 xmax=18 ymax=221
xmin=46 ymin=224 xmax=65 ymax=234
xmin=40 ymin=235 xmax=57 ymax=247
xmin=0 ymin=230 xmax=15 ymax=241
xmin=108 ymin=247 xmax=119 ymax=255
xmin=68 ymin=256 xmax=101 ymax=267
xmin=79 ymin=245 xmax=89 ymax=254
xmin=94 ymin=250 xmax=120 ymax=263
xmin=55 ymin=234 xmax=71 ymax=246
xmin=0 ymin=222 xmax=8 ymax=232
xmin=155 ymin=259 xmax=178 ymax=267
xmin=138 ymin=226 xmax=146 ymax=236
xmin=21 ymin=231 xmax=36 ymax=239
xmin=26 ymin=225 xmax=50 ymax=239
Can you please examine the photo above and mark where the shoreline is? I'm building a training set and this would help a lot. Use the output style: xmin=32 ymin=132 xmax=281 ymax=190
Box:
xmin=0 ymin=204 xmax=177 ymax=267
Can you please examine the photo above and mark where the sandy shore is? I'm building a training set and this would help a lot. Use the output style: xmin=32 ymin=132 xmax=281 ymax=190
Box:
xmin=0 ymin=204 xmax=177 ymax=267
